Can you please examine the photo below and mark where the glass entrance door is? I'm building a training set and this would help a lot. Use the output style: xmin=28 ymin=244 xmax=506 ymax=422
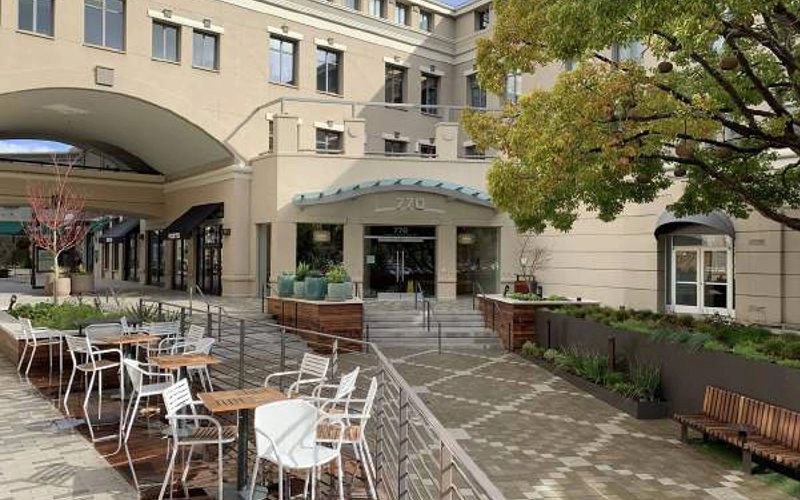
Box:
xmin=364 ymin=226 xmax=436 ymax=298
xmin=196 ymin=225 xmax=223 ymax=296
xmin=671 ymin=246 xmax=732 ymax=314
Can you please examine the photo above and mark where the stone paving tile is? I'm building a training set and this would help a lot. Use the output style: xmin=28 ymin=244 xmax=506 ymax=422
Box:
xmin=0 ymin=356 xmax=136 ymax=500
xmin=384 ymin=347 xmax=794 ymax=500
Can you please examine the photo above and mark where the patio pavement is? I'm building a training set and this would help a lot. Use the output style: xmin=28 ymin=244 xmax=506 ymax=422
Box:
xmin=386 ymin=347 xmax=794 ymax=500
xmin=0 ymin=356 xmax=136 ymax=500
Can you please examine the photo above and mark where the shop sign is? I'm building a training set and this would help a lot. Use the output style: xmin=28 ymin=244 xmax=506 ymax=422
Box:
xmin=375 ymin=196 xmax=444 ymax=214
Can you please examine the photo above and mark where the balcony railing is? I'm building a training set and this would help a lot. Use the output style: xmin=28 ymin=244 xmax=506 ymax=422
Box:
xmin=143 ymin=299 xmax=506 ymax=500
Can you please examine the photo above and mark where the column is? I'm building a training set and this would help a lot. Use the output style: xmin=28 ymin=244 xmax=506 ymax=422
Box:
xmin=222 ymin=174 xmax=255 ymax=296
xmin=500 ymin=224 xmax=522 ymax=291
xmin=344 ymin=119 xmax=366 ymax=156
xmin=410 ymin=6 xmax=421 ymax=31
xmin=270 ymin=222 xmax=297 ymax=284
xmin=138 ymin=221 xmax=147 ymax=284
xmin=344 ymin=223 xmax=364 ymax=286
xmin=274 ymin=114 xmax=299 ymax=154
xmin=435 ymin=122 xmax=459 ymax=161
xmin=164 ymin=239 xmax=174 ymax=290
xmin=436 ymin=225 xmax=457 ymax=300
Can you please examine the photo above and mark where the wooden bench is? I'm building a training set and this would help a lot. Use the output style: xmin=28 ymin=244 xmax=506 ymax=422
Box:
xmin=674 ymin=386 xmax=800 ymax=473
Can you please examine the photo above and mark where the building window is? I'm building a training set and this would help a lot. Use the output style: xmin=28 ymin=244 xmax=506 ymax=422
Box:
xmin=467 ymin=74 xmax=487 ymax=108
xmin=419 ymin=143 xmax=436 ymax=158
xmin=19 ymin=0 xmax=54 ymax=36
xmin=421 ymin=73 xmax=439 ymax=115
xmin=84 ymin=0 xmax=125 ymax=50
xmin=475 ymin=7 xmax=490 ymax=31
xmin=192 ymin=30 xmax=219 ymax=70
xmin=505 ymin=72 xmax=522 ymax=104
xmin=419 ymin=10 xmax=433 ymax=32
xmin=385 ymin=139 xmax=407 ymax=156
xmin=316 ymin=47 xmax=341 ymax=94
xmin=152 ymin=21 xmax=179 ymax=62
xmin=297 ymin=223 xmax=344 ymax=269
xmin=270 ymin=36 xmax=297 ymax=85
xmin=464 ymin=144 xmax=485 ymax=159
xmin=369 ymin=0 xmax=385 ymax=18
xmin=385 ymin=64 xmax=406 ymax=103
xmin=612 ymin=41 xmax=644 ymax=62
xmin=316 ymin=128 xmax=342 ymax=154
xmin=395 ymin=3 xmax=409 ymax=25
xmin=267 ymin=120 xmax=274 ymax=153
xmin=345 ymin=0 xmax=360 ymax=10
xmin=664 ymin=234 xmax=733 ymax=315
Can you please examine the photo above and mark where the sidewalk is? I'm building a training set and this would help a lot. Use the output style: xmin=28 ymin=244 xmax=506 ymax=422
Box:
xmin=0 ymin=356 xmax=136 ymax=500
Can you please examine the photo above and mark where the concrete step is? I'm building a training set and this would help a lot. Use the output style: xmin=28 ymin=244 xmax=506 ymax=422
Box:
xmin=366 ymin=328 xmax=496 ymax=338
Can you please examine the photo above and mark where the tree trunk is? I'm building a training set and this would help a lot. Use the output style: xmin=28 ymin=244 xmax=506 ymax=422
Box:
xmin=52 ymin=232 xmax=59 ymax=305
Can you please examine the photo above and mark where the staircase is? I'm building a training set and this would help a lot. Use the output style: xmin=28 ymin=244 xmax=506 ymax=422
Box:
xmin=364 ymin=300 xmax=501 ymax=349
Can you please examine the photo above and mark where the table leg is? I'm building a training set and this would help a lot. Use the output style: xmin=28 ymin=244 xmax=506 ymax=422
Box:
xmin=237 ymin=409 xmax=249 ymax=493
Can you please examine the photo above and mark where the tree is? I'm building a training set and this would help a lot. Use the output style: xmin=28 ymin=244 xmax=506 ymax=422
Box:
xmin=463 ymin=0 xmax=800 ymax=233
xmin=25 ymin=157 xmax=89 ymax=302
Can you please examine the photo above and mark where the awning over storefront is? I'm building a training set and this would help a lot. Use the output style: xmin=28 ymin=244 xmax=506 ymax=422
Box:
xmin=292 ymin=178 xmax=494 ymax=209
xmin=654 ymin=211 xmax=735 ymax=238
xmin=165 ymin=203 xmax=223 ymax=240
xmin=102 ymin=218 xmax=140 ymax=243
xmin=0 ymin=221 xmax=24 ymax=235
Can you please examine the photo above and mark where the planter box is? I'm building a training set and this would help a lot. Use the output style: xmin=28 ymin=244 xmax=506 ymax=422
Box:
xmin=266 ymin=296 xmax=363 ymax=353
xmin=277 ymin=275 xmax=294 ymax=297
xmin=537 ymin=311 xmax=800 ymax=414
xmin=70 ymin=274 xmax=95 ymax=294
xmin=293 ymin=281 xmax=305 ymax=298
xmin=528 ymin=356 xmax=669 ymax=419
xmin=44 ymin=276 xmax=71 ymax=297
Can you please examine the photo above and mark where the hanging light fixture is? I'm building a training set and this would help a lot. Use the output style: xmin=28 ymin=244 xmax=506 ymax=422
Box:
xmin=457 ymin=232 xmax=476 ymax=245
xmin=313 ymin=228 xmax=331 ymax=243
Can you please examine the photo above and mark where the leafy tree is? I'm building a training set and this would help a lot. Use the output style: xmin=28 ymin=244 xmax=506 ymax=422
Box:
xmin=463 ymin=0 xmax=800 ymax=232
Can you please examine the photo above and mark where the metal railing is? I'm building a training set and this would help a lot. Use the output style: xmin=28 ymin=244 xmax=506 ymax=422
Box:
xmin=140 ymin=299 xmax=505 ymax=500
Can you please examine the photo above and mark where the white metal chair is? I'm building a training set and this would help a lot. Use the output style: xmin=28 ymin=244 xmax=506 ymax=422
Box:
xmin=183 ymin=337 xmax=216 ymax=392
xmin=16 ymin=318 xmax=62 ymax=376
xmin=170 ymin=324 xmax=206 ymax=354
xmin=248 ymin=399 xmax=345 ymax=500
xmin=120 ymin=316 xmax=134 ymax=335
xmin=122 ymin=359 xmax=174 ymax=444
xmin=264 ymin=352 xmax=330 ymax=395
xmin=84 ymin=322 xmax=124 ymax=344
xmin=307 ymin=366 xmax=360 ymax=414
xmin=64 ymin=334 xmax=125 ymax=454
xmin=158 ymin=379 xmax=237 ymax=500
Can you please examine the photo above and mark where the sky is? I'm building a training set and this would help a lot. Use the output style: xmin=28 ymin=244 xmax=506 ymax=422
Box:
xmin=0 ymin=139 xmax=73 ymax=154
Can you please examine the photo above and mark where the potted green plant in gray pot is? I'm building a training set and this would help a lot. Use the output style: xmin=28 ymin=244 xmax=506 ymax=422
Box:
xmin=293 ymin=262 xmax=310 ymax=298
xmin=326 ymin=264 xmax=353 ymax=301
xmin=304 ymin=269 xmax=327 ymax=300
xmin=277 ymin=271 xmax=295 ymax=297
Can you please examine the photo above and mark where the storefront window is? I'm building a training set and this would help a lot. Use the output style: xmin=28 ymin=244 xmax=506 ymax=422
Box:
xmin=297 ymin=223 xmax=343 ymax=269
xmin=172 ymin=238 xmax=189 ymax=291
xmin=147 ymin=230 xmax=164 ymax=286
xmin=457 ymin=227 xmax=499 ymax=295
xmin=663 ymin=233 xmax=733 ymax=315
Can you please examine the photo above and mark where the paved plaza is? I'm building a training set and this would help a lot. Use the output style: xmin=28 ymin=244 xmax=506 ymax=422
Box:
xmin=387 ymin=347 xmax=795 ymax=500
xmin=0 ymin=356 xmax=135 ymax=500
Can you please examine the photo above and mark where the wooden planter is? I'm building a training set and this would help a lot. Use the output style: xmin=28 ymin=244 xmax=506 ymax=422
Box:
xmin=267 ymin=297 xmax=363 ymax=353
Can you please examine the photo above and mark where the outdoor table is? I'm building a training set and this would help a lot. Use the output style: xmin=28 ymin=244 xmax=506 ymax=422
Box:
xmin=149 ymin=353 xmax=220 ymax=372
xmin=198 ymin=387 xmax=293 ymax=494
xmin=93 ymin=333 xmax=160 ymax=347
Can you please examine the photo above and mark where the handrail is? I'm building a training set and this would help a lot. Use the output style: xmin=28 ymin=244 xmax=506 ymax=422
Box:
xmin=472 ymin=280 xmax=485 ymax=310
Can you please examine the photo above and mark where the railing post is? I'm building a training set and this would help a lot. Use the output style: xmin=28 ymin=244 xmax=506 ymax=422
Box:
xmin=217 ymin=306 xmax=223 ymax=339
xmin=261 ymin=284 xmax=265 ymax=314
xmin=375 ymin=366 xmax=386 ymax=492
xmin=279 ymin=327 xmax=287 ymax=391
xmin=238 ymin=319 xmax=246 ymax=389
xmin=507 ymin=323 xmax=513 ymax=353
xmin=138 ymin=298 xmax=144 ymax=318
xmin=398 ymin=387 xmax=409 ymax=499
xmin=439 ymin=441 xmax=455 ymax=500
xmin=608 ymin=335 xmax=616 ymax=372
xmin=547 ymin=319 xmax=552 ymax=350
xmin=364 ymin=324 xmax=370 ymax=354
xmin=157 ymin=301 xmax=163 ymax=321
xmin=438 ymin=322 xmax=442 ymax=355
xmin=180 ymin=307 xmax=186 ymax=333
xmin=332 ymin=339 xmax=339 ymax=377
xmin=207 ymin=311 xmax=213 ymax=339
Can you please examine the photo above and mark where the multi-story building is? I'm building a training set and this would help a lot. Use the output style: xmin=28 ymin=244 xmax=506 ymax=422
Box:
xmin=0 ymin=0 xmax=797 ymax=327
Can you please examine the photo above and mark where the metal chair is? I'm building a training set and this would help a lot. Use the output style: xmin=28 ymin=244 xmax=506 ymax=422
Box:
xmin=249 ymin=399 xmax=345 ymax=500
xmin=120 ymin=316 xmax=134 ymax=335
xmin=159 ymin=379 xmax=236 ymax=500
xmin=264 ymin=352 xmax=330 ymax=395
xmin=122 ymin=359 xmax=174 ymax=443
xmin=182 ymin=337 xmax=216 ymax=392
xmin=16 ymin=318 xmax=62 ymax=376
xmin=307 ymin=366 xmax=360 ymax=414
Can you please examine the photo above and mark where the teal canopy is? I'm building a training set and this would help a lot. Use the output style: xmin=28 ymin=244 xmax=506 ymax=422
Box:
xmin=0 ymin=221 xmax=24 ymax=236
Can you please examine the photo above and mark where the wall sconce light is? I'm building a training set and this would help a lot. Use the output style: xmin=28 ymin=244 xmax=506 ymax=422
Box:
xmin=327 ymin=37 xmax=335 ymax=46
xmin=162 ymin=8 xmax=173 ymax=18
xmin=394 ymin=131 xmax=401 ymax=139
xmin=281 ymin=25 xmax=289 ymax=33
xmin=327 ymin=120 xmax=334 ymax=128
xmin=429 ymin=137 xmax=435 ymax=144
xmin=430 ymin=64 xmax=436 ymax=72
xmin=221 ymin=228 xmax=232 ymax=236
xmin=203 ymin=18 xmax=212 ymax=28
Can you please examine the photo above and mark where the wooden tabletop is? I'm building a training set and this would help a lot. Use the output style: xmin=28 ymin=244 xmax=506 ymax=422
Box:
xmin=94 ymin=333 xmax=159 ymax=346
xmin=198 ymin=387 xmax=291 ymax=413
xmin=149 ymin=354 xmax=221 ymax=370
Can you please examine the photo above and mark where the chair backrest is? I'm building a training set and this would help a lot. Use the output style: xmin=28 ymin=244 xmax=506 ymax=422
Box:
xmin=334 ymin=367 xmax=360 ymax=402
xmin=85 ymin=323 xmax=123 ymax=343
xmin=188 ymin=337 xmax=215 ymax=355
xmin=163 ymin=379 xmax=194 ymax=417
xmin=120 ymin=316 xmax=132 ymax=335
xmin=185 ymin=324 xmax=205 ymax=344
xmin=299 ymin=352 xmax=330 ymax=381
xmin=360 ymin=377 xmax=379 ymax=424
xmin=144 ymin=321 xmax=180 ymax=337
xmin=64 ymin=335 xmax=90 ymax=365
xmin=19 ymin=318 xmax=33 ymax=342
xmin=123 ymin=359 xmax=144 ymax=392
xmin=254 ymin=399 xmax=319 ymax=457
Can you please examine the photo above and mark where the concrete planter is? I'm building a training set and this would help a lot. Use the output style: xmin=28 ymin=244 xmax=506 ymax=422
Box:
xmin=538 ymin=311 xmax=800 ymax=413
xmin=327 ymin=282 xmax=353 ymax=302
xmin=304 ymin=277 xmax=327 ymax=300
xmin=44 ymin=276 xmax=71 ymax=297
xmin=293 ymin=281 xmax=305 ymax=298
xmin=277 ymin=275 xmax=295 ymax=297
xmin=70 ymin=274 xmax=95 ymax=294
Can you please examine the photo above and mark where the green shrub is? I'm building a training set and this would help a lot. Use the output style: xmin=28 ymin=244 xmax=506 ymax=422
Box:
xmin=546 ymin=294 xmax=568 ymax=301
xmin=509 ymin=292 xmax=542 ymax=301
xmin=295 ymin=262 xmax=311 ymax=282
xmin=609 ymin=381 xmax=636 ymax=398
xmin=605 ymin=371 xmax=626 ymax=386
xmin=325 ymin=264 xmax=349 ymax=284
xmin=732 ymin=341 xmax=772 ymax=362
xmin=610 ymin=319 xmax=652 ymax=334
xmin=629 ymin=361 xmax=661 ymax=402
xmin=521 ymin=341 xmax=544 ymax=357
xmin=702 ymin=339 xmax=729 ymax=352
xmin=777 ymin=359 xmax=800 ymax=369
xmin=12 ymin=301 xmax=120 ymax=330
xmin=543 ymin=348 xmax=560 ymax=362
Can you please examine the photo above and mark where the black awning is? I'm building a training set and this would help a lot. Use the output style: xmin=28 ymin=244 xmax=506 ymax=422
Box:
xmin=165 ymin=203 xmax=223 ymax=240
xmin=654 ymin=211 xmax=735 ymax=239
xmin=102 ymin=218 xmax=140 ymax=243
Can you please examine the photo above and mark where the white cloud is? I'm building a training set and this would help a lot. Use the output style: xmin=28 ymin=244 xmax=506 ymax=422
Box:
xmin=0 ymin=140 xmax=73 ymax=154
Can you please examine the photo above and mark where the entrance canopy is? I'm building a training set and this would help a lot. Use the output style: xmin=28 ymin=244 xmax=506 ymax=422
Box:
xmin=102 ymin=218 xmax=139 ymax=243
xmin=654 ymin=211 xmax=735 ymax=238
xmin=165 ymin=203 xmax=223 ymax=240
xmin=292 ymin=178 xmax=494 ymax=209
xmin=0 ymin=221 xmax=24 ymax=235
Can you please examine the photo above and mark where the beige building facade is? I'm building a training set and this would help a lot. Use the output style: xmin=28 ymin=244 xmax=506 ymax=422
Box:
xmin=0 ymin=0 xmax=797 ymax=325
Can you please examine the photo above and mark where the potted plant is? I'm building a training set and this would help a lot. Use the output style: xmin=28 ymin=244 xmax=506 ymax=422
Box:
xmin=70 ymin=264 xmax=95 ymax=294
xmin=45 ymin=269 xmax=71 ymax=297
xmin=293 ymin=262 xmax=310 ymax=298
xmin=304 ymin=270 xmax=327 ymax=300
xmin=326 ymin=264 xmax=353 ymax=301
xmin=277 ymin=271 xmax=295 ymax=297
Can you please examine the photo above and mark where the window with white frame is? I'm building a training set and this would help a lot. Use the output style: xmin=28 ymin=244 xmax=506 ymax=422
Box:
xmin=345 ymin=0 xmax=360 ymax=10
xmin=19 ymin=0 xmax=54 ymax=36
xmin=612 ymin=40 xmax=644 ymax=61
xmin=192 ymin=30 xmax=219 ymax=70
xmin=85 ymin=0 xmax=125 ymax=50
xmin=421 ymin=73 xmax=439 ymax=115
xmin=385 ymin=64 xmax=406 ymax=103
xmin=475 ymin=8 xmax=490 ymax=31
xmin=395 ymin=3 xmax=410 ymax=25
xmin=467 ymin=74 xmax=487 ymax=108
xmin=369 ymin=0 xmax=385 ymax=18
xmin=152 ymin=21 xmax=180 ymax=62
xmin=419 ymin=10 xmax=433 ymax=32
xmin=316 ymin=47 xmax=341 ymax=94
xmin=505 ymin=72 xmax=523 ymax=104
xmin=316 ymin=128 xmax=342 ymax=154
xmin=384 ymin=139 xmax=407 ymax=156
xmin=270 ymin=36 xmax=297 ymax=85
